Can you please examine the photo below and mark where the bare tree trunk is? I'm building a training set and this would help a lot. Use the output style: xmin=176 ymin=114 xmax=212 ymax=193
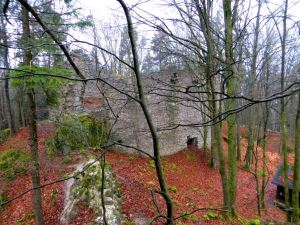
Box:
xmin=223 ymin=0 xmax=237 ymax=214
xmin=260 ymin=36 xmax=272 ymax=210
xmin=215 ymin=121 xmax=229 ymax=208
xmin=0 ymin=17 xmax=15 ymax=134
xmin=100 ymin=153 xmax=107 ymax=225
xmin=280 ymin=0 xmax=289 ymax=213
xmin=21 ymin=2 xmax=44 ymax=224
xmin=291 ymin=92 xmax=300 ymax=222
xmin=193 ymin=0 xmax=218 ymax=168
xmin=27 ymin=89 xmax=44 ymax=225
xmin=236 ymin=115 xmax=241 ymax=161
xmin=117 ymin=0 xmax=174 ymax=223
xmin=244 ymin=0 xmax=262 ymax=170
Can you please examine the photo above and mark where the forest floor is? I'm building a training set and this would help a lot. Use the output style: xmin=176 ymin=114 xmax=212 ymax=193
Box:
xmin=0 ymin=121 xmax=294 ymax=225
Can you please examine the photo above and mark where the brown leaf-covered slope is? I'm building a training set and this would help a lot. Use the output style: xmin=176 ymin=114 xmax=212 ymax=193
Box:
xmin=0 ymin=122 xmax=287 ymax=224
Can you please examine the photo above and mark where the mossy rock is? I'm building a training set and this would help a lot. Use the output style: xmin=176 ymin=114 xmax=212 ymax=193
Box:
xmin=62 ymin=160 xmax=123 ymax=224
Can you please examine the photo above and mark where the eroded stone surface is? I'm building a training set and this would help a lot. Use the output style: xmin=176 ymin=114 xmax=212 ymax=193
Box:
xmin=60 ymin=160 xmax=123 ymax=225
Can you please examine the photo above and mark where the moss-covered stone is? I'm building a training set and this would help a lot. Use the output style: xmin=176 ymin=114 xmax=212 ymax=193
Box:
xmin=60 ymin=160 xmax=123 ymax=225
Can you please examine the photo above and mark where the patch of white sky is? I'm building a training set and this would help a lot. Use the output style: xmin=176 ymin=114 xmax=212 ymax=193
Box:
xmin=72 ymin=0 xmax=177 ymax=51
xmin=71 ymin=0 xmax=300 ymax=60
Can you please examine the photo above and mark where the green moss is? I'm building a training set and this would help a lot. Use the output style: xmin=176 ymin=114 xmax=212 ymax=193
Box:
xmin=0 ymin=149 xmax=30 ymax=181
xmin=147 ymin=181 xmax=155 ymax=187
xmin=149 ymin=160 xmax=156 ymax=168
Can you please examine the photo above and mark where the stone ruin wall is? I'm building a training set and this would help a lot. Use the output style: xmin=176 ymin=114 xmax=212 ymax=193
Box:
xmin=104 ymin=72 xmax=211 ymax=156
xmin=51 ymin=51 xmax=211 ymax=156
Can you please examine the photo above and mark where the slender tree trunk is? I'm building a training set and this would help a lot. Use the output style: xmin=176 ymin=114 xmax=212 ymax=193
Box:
xmin=1 ymin=17 xmax=15 ymax=134
xmin=245 ymin=126 xmax=254 ymax=169
xmin=291 ymin=93 xmax=300 ymax=222
xmin=280 ymin=0 xmax=289 ymax=213
xmin=193 ymin=0 xmax=218 ymax=168
xmin=236 ymin=115 xmax=241 ymax=160
xmin=260 ymin=39 xmax=271 ymax=210
xmin=101 ymin=153 xmax=107 ymax=225
xmin=21 ymin=2 xmax=44 ymax=224
xmin=244 ymin=0 xmax=262 ymax=170
xmin=203 ymin=124 xmax=208 ymax=153
xmin=117 ymin=0 xmax=174 ymax=223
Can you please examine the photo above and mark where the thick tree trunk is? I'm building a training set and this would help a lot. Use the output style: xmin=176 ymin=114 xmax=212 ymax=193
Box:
xmin=223 ymin=0 xmax=237 ymax=214
xmin=21 ymin=2 xmax=44 ymax=224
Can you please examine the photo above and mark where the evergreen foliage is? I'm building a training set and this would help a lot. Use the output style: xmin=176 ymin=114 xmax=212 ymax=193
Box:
xmin=11 ymin=65 xmax=71 ymax=106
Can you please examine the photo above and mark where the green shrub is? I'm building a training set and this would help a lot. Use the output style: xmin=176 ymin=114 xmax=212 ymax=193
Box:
xmin=177 ymin=222 xmax=186 ymax=225
xmin=287 ymin=146 xmax=294 ymax=153
xmin=182 ymin=212 xmax=198 ymax=222
xmin=80 ymin=115 xmax=108 ymax=148
xmin=2 ymin=128 xmax=11 ymax=140
xmin=245 ymin=219 xmax=261 ymax=225
xmin=203 ymin=211 xmax=220 ymax=221
xmin=50 ymin=189 xmax=59 ymax=204
xmin=17 ymin=210 xmax=35 ymax=225
xmin=0 ymin=149 xmax=31 ymax=180
xmin=168 ymin=186 xmax=178 ymax=193
xmin=149 ymin=160 xmax=156 ymax=168
xmin=124 ymin=220 xmax=136 ymax=225
xmin=147 ymin=181 xmax=155 ymax=187
xmin=46 ymin=114 xmax=108 ymax=156
xmin=0 ymin=192 xmax=8 ymax=211
xmin=0 ymin=128 xmax=11 ymax=143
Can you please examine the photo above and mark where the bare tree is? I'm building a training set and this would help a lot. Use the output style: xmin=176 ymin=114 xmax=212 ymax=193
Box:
xmin=117 ymin=1 xmax=174 ymax=223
